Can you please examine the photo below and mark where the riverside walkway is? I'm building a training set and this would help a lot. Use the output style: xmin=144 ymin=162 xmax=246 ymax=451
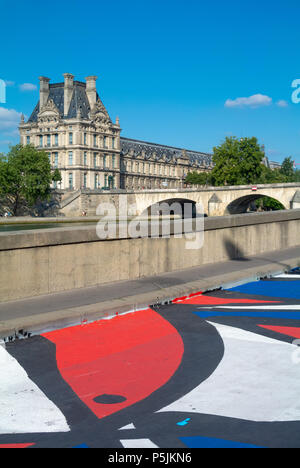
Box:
xmin=0 ymin=245 xmax=299 ymax=339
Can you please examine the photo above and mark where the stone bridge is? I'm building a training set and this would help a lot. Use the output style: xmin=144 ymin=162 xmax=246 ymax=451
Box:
xmin=60 ymin=183 xmax=300 ymax=217
xmin=133 ymin=183 xmax=300 ymax=217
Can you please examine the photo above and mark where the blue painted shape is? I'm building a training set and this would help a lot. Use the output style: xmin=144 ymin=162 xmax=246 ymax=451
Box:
xmin=73 ymin=443 xmax=89 ymax=448
xmin=177 ymin=418 xmax=191 ymax=426
xmin=194 ymin=310 xmax=300 ymax=319
xmin=228 ymin=280 xmax=300 ymax=300
xmin=180 ymin=436 xmax=263 ymax=448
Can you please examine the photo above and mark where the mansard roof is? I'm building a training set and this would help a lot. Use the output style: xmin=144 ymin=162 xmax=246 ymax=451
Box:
xmin=28 ymin=81 xmax=97 ymax=122
xmin=120 ymin=137 xmax=213 ymax=167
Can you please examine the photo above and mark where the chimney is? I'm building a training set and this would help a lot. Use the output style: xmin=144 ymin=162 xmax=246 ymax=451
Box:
xmin=85 ymin=76 xmax=98 ymax=109
xmin=39 ymin=76 xmax=50 ymax=110
xmin=63 ymin=73 xmax=74 ymax=116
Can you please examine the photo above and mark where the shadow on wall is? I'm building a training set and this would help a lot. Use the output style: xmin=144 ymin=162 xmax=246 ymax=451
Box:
xmin=224 ymin=238 xmax=250 ymax=262
xmin=0 ymin=192 xmax=63 ymax=217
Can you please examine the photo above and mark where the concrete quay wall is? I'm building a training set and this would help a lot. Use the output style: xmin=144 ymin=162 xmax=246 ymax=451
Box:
xmin=0 ymin=210 xmax=299 ymax=302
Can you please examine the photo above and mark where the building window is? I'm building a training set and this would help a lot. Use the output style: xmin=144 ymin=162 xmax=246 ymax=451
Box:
xmin=93 ymin=153 xmax=97 ymax=167
xmin=112 ymin=155 xmax=116 ymax=169
xmin=103 ymin=136 xmax=108 ymax=148
xmin=48 ymin=153 xmax=51 ymax=164
xmin=69 ymin=133 xmax=73 ymax=145
xmin=54 ymin=153 xmax=59 ymax=168
xmin=112 ymin=137 xmax=115 ymax=149
xmin=94 ymin=134 xmax=97 ymax=147
xmin=84 ymin=133 xmax=87 ymax=145
xmin=26 ymin=136 xmax=30 ymax=145
xmin=104 ymin=174 xmax=108 ymax=188
xmin=47 ymin=134 xmax=51 ymax=147
xmin=84 ymin=152 xmax=87 ymax=166
xmin=69 ymin=173 xmax=73 ymax=189
xmin=68 ymin=151 xmax=73 ymax=166
xmin=94 ymin=174 xmax=99 ymax=189
xmin=83 ymin=173 xmax=87 ymax=189
xmin=54 ymin=134 xmax=58 ymax=146
xmin=39 ymin=135 xmax=43 ymax=147
xmin=103 ymin=154 xmax=107 ymax=168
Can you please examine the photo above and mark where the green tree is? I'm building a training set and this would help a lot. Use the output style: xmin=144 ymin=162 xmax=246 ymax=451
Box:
xmin=0 ymin=144 xmax=52 ymax=215
xmin=255 ymin=196 xmax=285 ymax=211
xmin=52 ymin=168 xmax=62 ymax=187
xmin=185 ymin=171 xmax=212 ymax=186
xmin=294 ymin=169 xmax=300 ymax=182
xmin=280 ymin=157 xmax=295 ymax=181
xmin=211 ymin=136 xmax=265 ymax=186
xmin=256 ymin=165 xmax=286 ymax=184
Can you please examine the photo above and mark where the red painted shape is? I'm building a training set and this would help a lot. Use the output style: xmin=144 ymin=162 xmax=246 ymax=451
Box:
xmin=259 ymin=325 xmax=300 ymax=339
xmin=173 ymin=292 xmax=204 ymax=303
xmin=0 ymin=444 xmax=34 ymax=449
xmin=42 ymin=309 xmax=184 ymax=420
xmin=174 ymin=294 xmax=280 ymax=306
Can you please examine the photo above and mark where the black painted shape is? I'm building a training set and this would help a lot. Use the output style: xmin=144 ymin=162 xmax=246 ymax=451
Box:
xmin=5 ymin=336 xmax=100 ymax=431
xmin=93 ymin=394 xmax=127 ymax=404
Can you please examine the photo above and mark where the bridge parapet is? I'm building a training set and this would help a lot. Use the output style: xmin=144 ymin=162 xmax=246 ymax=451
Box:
xmin=58 ymin=183 xmax=300 ymax=217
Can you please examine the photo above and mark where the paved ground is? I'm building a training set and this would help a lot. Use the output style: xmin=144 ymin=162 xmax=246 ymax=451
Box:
xmin=1 ymin=269 xmax=300 ymax=448
xmin=0 ymin=245 xmax=299 ymax=339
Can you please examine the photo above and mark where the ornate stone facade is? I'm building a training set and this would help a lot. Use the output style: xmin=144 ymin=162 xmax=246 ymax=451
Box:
xmin=19 ymin=74 xmax=213 ymax=191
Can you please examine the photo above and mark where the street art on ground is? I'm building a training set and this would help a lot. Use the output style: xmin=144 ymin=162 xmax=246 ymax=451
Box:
xmin=0 ymin=270 xmax=300 ymax=448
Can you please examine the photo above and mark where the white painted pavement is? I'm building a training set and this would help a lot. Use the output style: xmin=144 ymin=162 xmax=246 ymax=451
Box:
xmin=0 ymin=345 xmax=70 ymax=434
xmin=158 ymin=323 xmax=300 ymax=422
xmin=120 ymin=439 xmax=159 ymax=448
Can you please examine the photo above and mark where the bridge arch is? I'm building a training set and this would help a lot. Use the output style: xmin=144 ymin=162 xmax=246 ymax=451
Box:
xmin=142 ymin=197 xmax=201 ymax=218
xmin=225 ymin=193 xmax=286 ymax=215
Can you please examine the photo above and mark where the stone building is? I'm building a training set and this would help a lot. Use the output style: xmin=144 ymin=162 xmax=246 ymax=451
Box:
xmin=19 ymin=74 xmax=213 ymax=191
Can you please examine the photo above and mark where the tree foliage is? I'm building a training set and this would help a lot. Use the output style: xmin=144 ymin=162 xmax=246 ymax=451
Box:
xmin=52 ymin=168 xmax=62 ymax=183
xmin=255 ymin=196 xmax=285 ymax=212
xmin=0 ymin=144 xmax=54 ymax=215
xmin=185 ymin=138 xmax=300 ymax=188
xmin=210 ymin=136 xmax=265 ymax=186
xmin=185 ymin=171 xmax=212 ymax=186
xmin=280 ymin=157 xmax=294 ymax=179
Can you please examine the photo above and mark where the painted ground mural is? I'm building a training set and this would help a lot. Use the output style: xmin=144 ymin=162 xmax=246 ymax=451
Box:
xmin=0 ymin=269 xmax=300 ymax=448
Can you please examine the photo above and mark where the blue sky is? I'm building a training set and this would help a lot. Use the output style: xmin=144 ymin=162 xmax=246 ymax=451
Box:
xmin=1 ymin=0 xmax=300 ymax=163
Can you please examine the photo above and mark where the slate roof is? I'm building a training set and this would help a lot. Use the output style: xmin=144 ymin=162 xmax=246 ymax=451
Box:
xmin=27 ymin=82 xmax=213 ymax=167
xmin=28 ymin=81 xmax=96 ymax=122
xmin=120 ymin=137 xmax=213 ymax=167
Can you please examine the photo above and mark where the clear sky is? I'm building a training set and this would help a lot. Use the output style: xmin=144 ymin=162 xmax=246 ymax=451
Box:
xmin=1 ymin=0 xmax=300 ymax=163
